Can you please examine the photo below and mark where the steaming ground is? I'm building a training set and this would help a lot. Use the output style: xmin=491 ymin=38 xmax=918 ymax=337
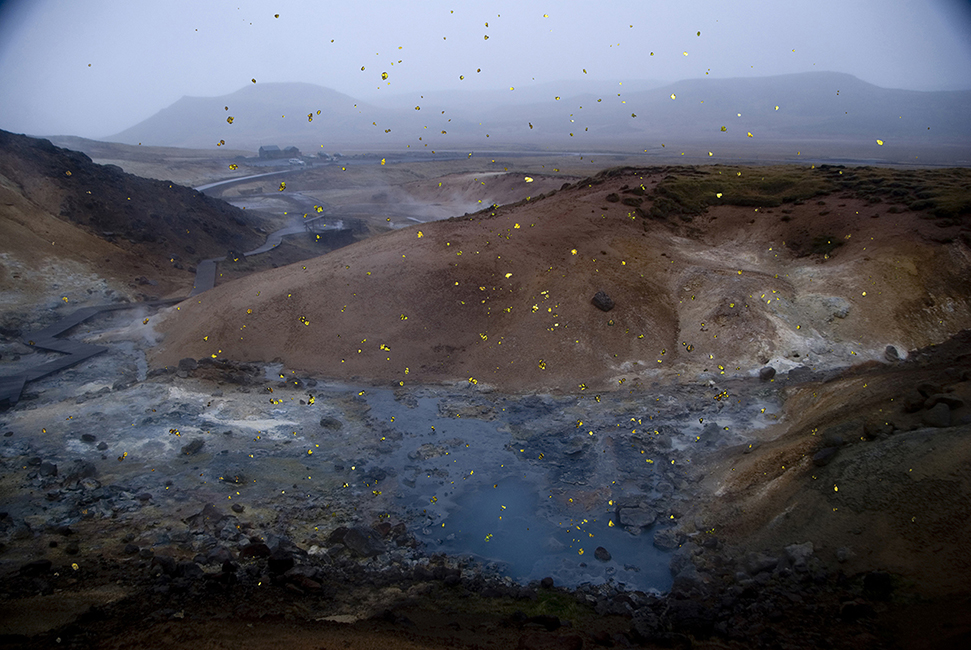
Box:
xmin=5 ymin=147 xmax=971 ymax=648
xmin=154 ymin=166 xmax=971 ymax=392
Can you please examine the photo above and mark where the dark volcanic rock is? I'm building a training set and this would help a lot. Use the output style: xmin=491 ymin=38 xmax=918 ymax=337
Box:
xmin=594 ymin=546 xmax=612 ymax=562
xmin=180 ymin=438 xmax=205 ymax=455
xmin=319 ymin=416 xmax=343 ymax=430
xmin=759 ymin=366 xmax=776 ymax=381
xmin=884 ymin=345 xmax=900 ymax=362
xmin=618 ymin=506 xmax=656 ymax=528
xmin=925 ymin=393 xmax=964 ymax=410
xmin=177 ymin=358 xmax=198 ymax=372
xmin=240 ymin=542 xmax=271 ymax=559
xmin=922 ymin=402 xmax=951 ymax=428
xmin=591 ymin=290 xmax=614 ymax=312
xmin=342 ymin=527 xmax=386 ymax=557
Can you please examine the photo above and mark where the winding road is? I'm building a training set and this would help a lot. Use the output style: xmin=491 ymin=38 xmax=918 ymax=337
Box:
xmin=0 ymin=198 xmax=337 ymax=407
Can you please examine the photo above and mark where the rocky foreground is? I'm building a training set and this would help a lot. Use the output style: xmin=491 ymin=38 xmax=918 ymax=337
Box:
xmin=2 ymin=310 xmax=970 ymax=648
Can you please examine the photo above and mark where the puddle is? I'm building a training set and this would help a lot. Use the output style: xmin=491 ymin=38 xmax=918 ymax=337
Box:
xmin=364 ymin=387 xmax=676 ymax=593
xmin=422 ymin=475 xmax=673 ymax=592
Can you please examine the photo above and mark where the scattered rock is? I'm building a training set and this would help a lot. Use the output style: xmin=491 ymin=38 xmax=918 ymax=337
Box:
xmin=96 ymin=442 xmax=108 ymax=451
xmin=319 ymin=416 xmax=343 ymax=430
xmin=591 ymin=291 xmax=614 ymax=312
xmin=784 ymin=542 xmax=814 ymax=572
xmin=231 ymin=503 xmax=244 ymax=514
xmin=177 ymin=358 xmax=198 ymax=372
xmin=743 ymin=552 xmax=779 ymax=575
xmin=240 ymin=542 xmax=271 ymax=559
xmin=80 ymin=433 xmax=97 ymax=443
xmin=922 ymin=402 xmax=951 ymax=428
xmin=759 ymin=366 xmax=776 ymax=381
xmin=916 ymin=382 xmax=943 ymax=398
xmin=594 ymin=546 xmax=611 ymax=562
xmin=20 ymin=559 xmax=52 ymax=576
xmin=342 ymin=527 xmax=386 ymax=557
xmin=39 ymin=462 xmax=57 ymax=477
xmin=884 ymin=345 xmax=900 ymax=362
xmin=180 ymin=438 xmax=205 ymax=456
xmin=540 ymin=577 xmax=555 ymax=589
xmin=902 ymin=390 xmax=926 ymax=413
xmin=268 ymin=550 xmax=295 ymax=574
xmin=618 ymin=505 xmax=656 ymax=529
xmin=653 ymin=528 xmax=682 ymax=550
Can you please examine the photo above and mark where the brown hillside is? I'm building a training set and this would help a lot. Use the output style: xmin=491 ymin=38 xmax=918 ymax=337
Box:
xmin=0 ymin=130 xmax=263 ymax=269
xmin=152 ymin=165 xmax=971 ymax=391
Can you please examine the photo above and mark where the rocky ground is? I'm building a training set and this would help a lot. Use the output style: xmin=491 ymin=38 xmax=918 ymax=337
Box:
xmin=2 ymin=301 xmax=971 ymax=648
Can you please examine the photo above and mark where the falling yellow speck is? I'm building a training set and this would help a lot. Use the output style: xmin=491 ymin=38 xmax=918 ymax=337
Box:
xmin=876 ymin=139 xmax=884 ymax=145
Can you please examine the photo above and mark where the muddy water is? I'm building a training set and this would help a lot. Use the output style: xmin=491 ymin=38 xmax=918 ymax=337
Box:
xmin=0 ymin=309 xmax=783 ymax=593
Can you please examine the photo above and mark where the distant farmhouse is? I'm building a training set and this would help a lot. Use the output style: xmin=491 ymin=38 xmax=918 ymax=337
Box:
xmin=259 ymin=145 xmax=301 ymax=160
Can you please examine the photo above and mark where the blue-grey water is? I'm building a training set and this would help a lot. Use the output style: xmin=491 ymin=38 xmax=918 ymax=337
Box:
xmin=364 ymin=387 xmax=678 ymax=592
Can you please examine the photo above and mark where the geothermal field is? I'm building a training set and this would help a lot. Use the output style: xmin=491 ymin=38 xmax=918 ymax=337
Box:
xmin=1 ymin=119 xmax=970 ymax=650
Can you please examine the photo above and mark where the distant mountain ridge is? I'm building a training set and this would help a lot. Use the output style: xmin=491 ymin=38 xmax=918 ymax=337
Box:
xmin=105 ymin=73 xmax=971 ymax=153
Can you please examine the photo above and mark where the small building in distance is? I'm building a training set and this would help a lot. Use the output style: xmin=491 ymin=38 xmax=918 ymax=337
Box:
xmin=259 ymin=145 xmax=302 ymax=160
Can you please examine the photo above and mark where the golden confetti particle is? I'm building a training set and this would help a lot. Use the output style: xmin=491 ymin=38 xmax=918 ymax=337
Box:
xmin=747 ymin=132 xmax=754 ymax=137
xmin=417 ymin=230 xmax=423 ymax=238
xmin=227 ymin=116 xmax=234 ymax=124
xmin=716 ymin=193 xmax=723 ymax=198
xmin=670 ymin=94 xmax=676 ymax=100
xmin=229 ymin=164 xmax=238 ymax=170
xmin=65 ymin=170 xmax=72 ymax=176
xmin=720 ymin=126 xmax=727 ymax=132
xmin=505 ymin=272 xmax=512 ymax=278
xmin=381 ymin=71 xmax=389 ymax=80
xmin=571 ymin=248 xmax=577 ymax=255
xmin=524 ymin=176 xmax=534 ymax=182
xmin=876 ymin=139 xmax=884 ymax=145
xmin=278 ymin=182 xmax=286 ymax=191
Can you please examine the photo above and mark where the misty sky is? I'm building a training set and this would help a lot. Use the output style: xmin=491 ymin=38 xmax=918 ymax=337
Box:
xmin=1 ymin=0 xmax=970 ymax=139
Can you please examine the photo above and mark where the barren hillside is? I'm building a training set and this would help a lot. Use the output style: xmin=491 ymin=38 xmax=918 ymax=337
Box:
xmin=152 ymin=164 xmax=971 ymax=391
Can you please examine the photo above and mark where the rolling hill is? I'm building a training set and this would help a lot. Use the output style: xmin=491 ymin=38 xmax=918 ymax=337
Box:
xmin=105 ymin=73 xmax=971 ymax=156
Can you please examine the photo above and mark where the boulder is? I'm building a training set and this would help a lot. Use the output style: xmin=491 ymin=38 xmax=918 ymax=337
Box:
xmin=743 ymin=552 xmax=779 ymax=575
xmin=591 ymin=291 xmax=614 ymax=312
xmin=618 ymin=506 xmax=657 ymax=529
xmin=922 ymin=403 xmax=951 ymax=428
xmin=177 ymin=358 xmax=198 ymax=372
xmin=925 ymin=394 xmax=964 ymax=410
xmin=594 ymin=546 xmax=611 ymax=562
xmin=759 ymin=366 xmax=776 ymax=382
xmin=319 ymin=416 xmax=343 ymax=430
xmin=180 ymin=438 xmax=205 ymax=455
xmin=784 ymin=542 xmax=814 ymax=572
xmin=902 ymin=390 xmax=927 ymax=413
xmin=342 ymin=527 xmax=386 ymax=557
xmin=884 ymin=345 xmax=900 ymax=362
xmin=653 ymin=528 xmax=682 ymax=550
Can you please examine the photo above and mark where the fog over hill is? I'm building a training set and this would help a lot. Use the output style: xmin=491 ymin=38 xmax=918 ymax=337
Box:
xmin=105 ymin=72 xmax=971 ymax=155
